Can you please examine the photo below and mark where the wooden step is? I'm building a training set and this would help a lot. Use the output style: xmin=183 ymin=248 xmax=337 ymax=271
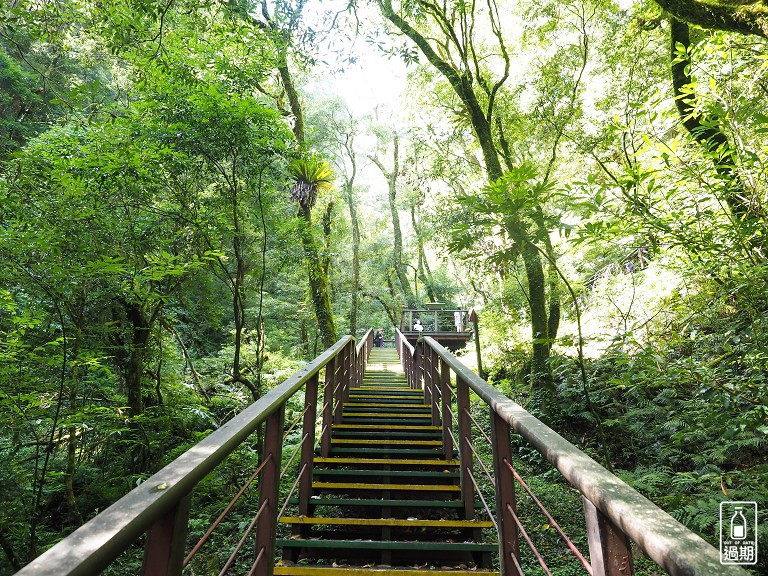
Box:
xmin=343 ymin=402 xmax=430 ymax=409
xmin=331 ymin=439 xmax=442 ymax=446
xmin=349 ymin=389 xmax=415 ymax=395
xmin=332 ymin=424 xmax=440 ymax=431
xmin=312 ymin=481 xmax=460 ymax=492
xmin=276 ymin=539 xmax=497 ymax=553
xmin=289 ymin=496 xmax=469 ymax=509
xmin=275 ymin=568 xmax=499 ymax=575
xmin=327 ymin=448 xmax=444 ymax=458
xmin=341 ymin=412 xmax=431 ymax=419
xmin=280 ymin=517 xmax=492 ymax=529
xmin=312 ymin=469 xmax=458 ymax=479
xmin=332 ymin=431 xmax=441 ymax=440
xmin=314 ymin=457 xmax=458 ymax=466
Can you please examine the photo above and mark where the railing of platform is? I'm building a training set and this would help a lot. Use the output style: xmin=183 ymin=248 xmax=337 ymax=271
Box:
xmin=397 ymin=331 xmax=749 ymax=576
xmin=400 ymin=308 xmax=469 ymax=333
xmin=14 ymin=329 xmax=374 ymax=576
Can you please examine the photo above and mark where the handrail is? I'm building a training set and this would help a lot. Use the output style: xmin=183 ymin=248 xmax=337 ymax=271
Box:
xmin=396 ymin=328 xmax=414 ymax=355
xmin=357 ymin=328 xmax=373 ymax=355
xmin=410 ymin=336 xmax=748 ymax=576
xmin=16 ymin=336 xmax=355 ymax=576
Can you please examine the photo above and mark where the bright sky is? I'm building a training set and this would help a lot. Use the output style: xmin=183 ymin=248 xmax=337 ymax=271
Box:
xmin=305 ymin=0 xmax=408 ymax=116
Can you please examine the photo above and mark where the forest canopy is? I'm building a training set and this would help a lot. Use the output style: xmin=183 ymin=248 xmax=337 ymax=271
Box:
xmin=0 ymin=0 xmax=766 ymax=573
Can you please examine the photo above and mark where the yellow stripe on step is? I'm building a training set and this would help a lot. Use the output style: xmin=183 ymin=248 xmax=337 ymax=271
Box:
xmin=332 ymin=424 xmax=440 ymax=430
xmin=331 ymin=439 xmax=442 ymax=446
xmin=279 ymin=516 xmax=493 ymax=528
xmin=312 ymin=482 xmax=459 ymax=491
xmin=313 ymin=457 xmax=458 ymax=466
xmin=274 ymin=568 xmax=500 ymax=576
xmin=341 ymin=412 xmax=429 ymax=418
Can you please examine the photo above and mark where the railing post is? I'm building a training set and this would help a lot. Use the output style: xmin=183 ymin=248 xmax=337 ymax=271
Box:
xmin=345 ymin=340 xmax=354 ymax=401
xmin=440 ymin=358 xmax=453 ymax=460
xmin=456 ymin=374 xmax=474 ymax=520
xmin=415 ymin=339 xmax=425 ymax=390
xmin=298 ymin=372 xmax=319 ymax=521
xmin=491 ymin=411 xmax=521 ymax=576
xmin=583 ymin=497 xmax=635 ymax=576
xmin=424 ymin=342 xmax=433 ymax=413
xmin=321 ymin=356 xmax=335 ymax=457
xmin=333 ymin=348 xmax=344 ymax=425
xmin=142 ymin=493 xmax=191 ymax=576
xmin=429 ymin=347 xmax=440 ymax=426
xmin=253 ymin=406 xmax=285 ymax=576
xmin=355 ymin=341 xmax=362 ymax=388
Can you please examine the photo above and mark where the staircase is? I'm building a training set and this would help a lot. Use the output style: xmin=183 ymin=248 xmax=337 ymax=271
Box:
xmin=275 ymin=347 xmax=499 ymax=575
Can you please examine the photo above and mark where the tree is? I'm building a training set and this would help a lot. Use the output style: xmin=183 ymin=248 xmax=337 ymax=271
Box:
xmin=670 ymin=18 xmax=766 ymax=254
xmin=369 ymin=130 xmax=417 ymax=307
xmin=289 ymin=154 xmax=339 ymax=347
xmin=654 ymin=0 xmax=768 ymax=37
xmin=373 ymin=0 xmax=561 ymax=396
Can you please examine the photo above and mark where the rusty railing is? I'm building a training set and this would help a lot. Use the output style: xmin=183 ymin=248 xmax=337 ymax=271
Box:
xmin=15 ymin=329 xmax=374 ymax=576
xmin=396 ymin=330 xmax=748 ymax=576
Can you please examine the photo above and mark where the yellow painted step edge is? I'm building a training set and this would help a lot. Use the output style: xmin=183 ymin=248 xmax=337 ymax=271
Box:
xmin=342 ymin=412 xmax=429 ymax=418
xmin=331 ymin=439 xmax=442 ymax=446
xmin=314 ymin=457 xmax=458 ymax=466
xmin=275 ymin=568 xmax=499 ymax=575
xmin=343 ymin=403 xmax=430 ymax=408
xmin=312 ymin=482 xmax=459 ymax=491
xmin=279 ymin=516 xmax=494 ymax=528
xmin=332 ymin=424 xmax=440 ymax=430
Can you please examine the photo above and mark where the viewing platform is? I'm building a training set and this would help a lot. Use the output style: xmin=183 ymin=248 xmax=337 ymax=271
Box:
xmin=399 ymin=305 xmax=474 ymax=351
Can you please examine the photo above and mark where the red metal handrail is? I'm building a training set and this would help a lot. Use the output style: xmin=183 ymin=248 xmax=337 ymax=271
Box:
xmin=399 ymin=335 xmax=749 ymax=576
xmin=14 ymin=333 xmax=368 ymax=576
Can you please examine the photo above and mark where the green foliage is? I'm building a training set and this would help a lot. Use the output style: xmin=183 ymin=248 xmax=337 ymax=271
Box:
xmin=289 ymin=154 xmax=335 ymax=209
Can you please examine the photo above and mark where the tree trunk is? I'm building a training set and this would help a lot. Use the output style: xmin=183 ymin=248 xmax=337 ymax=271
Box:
xmin=345 ymin=180 xmax=361 ymax=335
xmin=670 ymin=18 xmax=764 ymax=248
xmin=231 ymin=182 xmax=250 ymax=391
xmin=411 ymin=204 xmax=437 ymax=302
xmin=370 ymin=137 xmax=416 ymax=307
xmin=123 ymin=300 xmax=151 ymax=417
xmin=519 ymin=240 xmax=554 ymax=395
xmin=277 ymin=24 xmax=338 ymax=346
xmin=656 ymin=0 xmax=767 ymax=37
xmin=65 ymin=326 xmax=84 ymax=526
xmin=299 ymin=205 xmax=338 ymax=348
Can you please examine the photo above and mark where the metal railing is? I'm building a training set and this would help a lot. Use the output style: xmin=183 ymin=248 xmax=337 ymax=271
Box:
xmin=400 ymin=308 xmax=469 ymax=333
xmin=15 ymin=329 xmax=374 ymax=576
xmin=395 ymin=330 xmax=748 ymax=576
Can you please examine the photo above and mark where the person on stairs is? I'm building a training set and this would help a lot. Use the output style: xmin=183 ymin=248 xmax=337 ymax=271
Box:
xmin=374 ymin=328 xmax=384 ymax=347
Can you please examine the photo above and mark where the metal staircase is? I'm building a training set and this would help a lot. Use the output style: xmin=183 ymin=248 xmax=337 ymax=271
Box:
xmin=275 ymin=347 xmax=499 ymax=575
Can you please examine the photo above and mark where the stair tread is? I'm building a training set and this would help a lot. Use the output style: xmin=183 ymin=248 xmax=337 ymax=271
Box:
xmin=280 ymin=517 xmax=493 ymax=528
xmin=314 ymin=457 xmax=458 ymax=466
xmin=291 ymin=496 xmax=469 ymax=508
xmin=277 ymin=539 xmax=498 ymax=551
xmin=275 ymin=568 xmax=499 ymax=575
xmin=313 ymin=482 xmax=460 ymax=492
xmin=331 ymin=439 xmax=442 ymax=446
xmin=341 ymin=413 xmax=431 ymax=418
xmin=333 ymin=424 xmax=441 ymax=430
xmin=313 ymin=469 xmax=457 ymax=478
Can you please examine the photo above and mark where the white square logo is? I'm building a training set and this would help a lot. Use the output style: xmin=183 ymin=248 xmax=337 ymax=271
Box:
xmin=720 ymin=501 xmax=758 ymax=565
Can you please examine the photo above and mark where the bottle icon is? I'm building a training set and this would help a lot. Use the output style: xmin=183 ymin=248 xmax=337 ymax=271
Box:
xmin=730 ymin=507 xmax=747 ymax=540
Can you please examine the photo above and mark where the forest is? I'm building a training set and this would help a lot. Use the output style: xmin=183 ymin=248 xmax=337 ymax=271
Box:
xmin=1 ymin=0 xmax=767 ymax=574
